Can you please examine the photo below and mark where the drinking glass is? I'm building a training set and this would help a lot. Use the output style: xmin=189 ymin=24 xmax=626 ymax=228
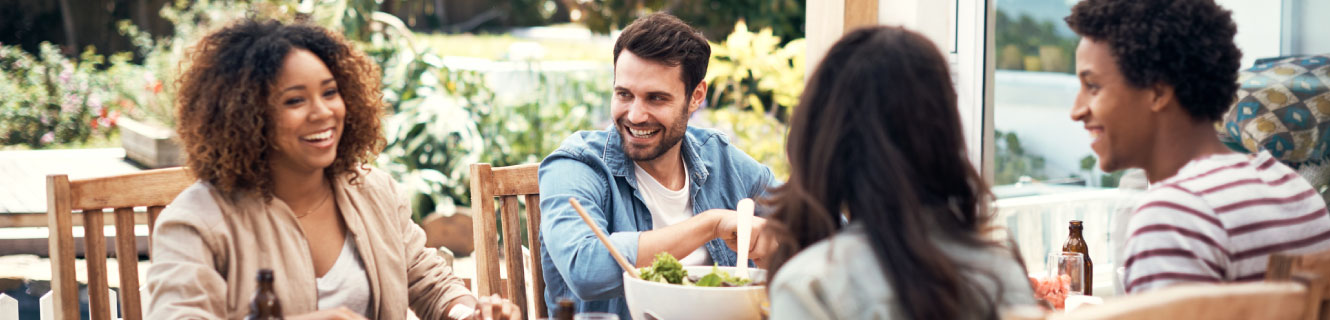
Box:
xmin=574 ymin=312 xmax=620 ymax=320
xmin=1047 ymin=252 xmax=1086 ymax=295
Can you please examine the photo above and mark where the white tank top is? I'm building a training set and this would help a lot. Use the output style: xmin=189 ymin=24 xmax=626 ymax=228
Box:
xmin=316 ymin=233 xmax=371 ymax=316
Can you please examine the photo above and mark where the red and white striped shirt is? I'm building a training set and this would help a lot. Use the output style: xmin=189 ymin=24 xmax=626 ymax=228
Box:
xmin=1122 ymin=151 xmax=1330 ymax=293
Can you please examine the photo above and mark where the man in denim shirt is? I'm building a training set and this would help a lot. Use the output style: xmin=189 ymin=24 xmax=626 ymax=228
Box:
xmin=538 ymin=13 xmax=778 ymax=318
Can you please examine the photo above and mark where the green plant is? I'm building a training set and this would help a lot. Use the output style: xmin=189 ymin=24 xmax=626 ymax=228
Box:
xmin=707 ymin=20 xmax=805 ymax=120
xmin=116 ymin=0 xmax=297 ymax=127
xmin=1079 ymin=154 xmax=1125 ymax=188
xmin=475 ymin=69 xmax=606 ymax=168
xmin=359 ymin=0 xmax=606 ymax=219
xmin=0 ymin=43 xmax=120 ymax=148
xmin=699 ymin=21 xmax=805 ymax=179
xmin=994 ymin=130 xmax=1048 ymax=185
xmin=994 ymin=9 xmax=1078 ymax=73
xmin=566 ymin=0 xmax=805 ymax=44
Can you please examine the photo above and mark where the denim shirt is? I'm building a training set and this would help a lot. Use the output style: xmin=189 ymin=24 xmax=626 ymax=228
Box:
xmin=538 ymin=126 xmax=776 ymax=318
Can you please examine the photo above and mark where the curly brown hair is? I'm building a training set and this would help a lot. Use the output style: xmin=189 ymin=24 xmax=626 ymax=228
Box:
xmin=176 ymin=19 xmax=385 ymax=197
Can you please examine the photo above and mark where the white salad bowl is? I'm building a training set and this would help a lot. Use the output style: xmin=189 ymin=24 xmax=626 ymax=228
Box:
xmin=622 ymin=266 xmax=768 ymax=320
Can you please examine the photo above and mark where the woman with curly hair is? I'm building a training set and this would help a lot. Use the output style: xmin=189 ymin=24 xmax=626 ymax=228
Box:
xmin=763 ymin=26 xmax=1035 ymax=319
xmin=146 ymin=19 xmax=519 ymax=320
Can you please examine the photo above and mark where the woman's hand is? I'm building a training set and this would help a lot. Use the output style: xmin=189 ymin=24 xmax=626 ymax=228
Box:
xmin=286 ymin=307 xmax=368 ymax=320
xmin=473 ymin=294 xmax=521 ymax=320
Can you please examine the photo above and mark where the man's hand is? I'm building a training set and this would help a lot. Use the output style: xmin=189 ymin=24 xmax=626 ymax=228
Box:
xmin=287 ymin=307 xmax=368 ymax=320
xmin=474 ymin=294 xmax=521 ymax=320
xmin=707 ymin=209 xmax=778 ymax=268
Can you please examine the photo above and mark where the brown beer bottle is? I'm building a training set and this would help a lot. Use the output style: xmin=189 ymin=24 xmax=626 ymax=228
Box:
xmin=1062 ymin=220 xmax=1093 ymax=295
xmin=247 ymin=269 xmax=283 ymax=319
xmin=555 ymin=298 xmax=575 ymax=320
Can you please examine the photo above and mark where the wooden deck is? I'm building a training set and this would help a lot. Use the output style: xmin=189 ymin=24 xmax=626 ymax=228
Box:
xmin=0 ymin=148 xmax=143 ymax=219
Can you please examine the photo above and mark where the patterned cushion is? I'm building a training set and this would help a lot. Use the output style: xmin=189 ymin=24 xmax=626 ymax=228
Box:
xmin=1219 ymin=54 xmax=1330 ymax=167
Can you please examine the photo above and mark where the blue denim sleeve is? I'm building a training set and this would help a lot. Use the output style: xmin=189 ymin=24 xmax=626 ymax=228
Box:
xmin=539 ymin=152 xmax=640 ymax=300
xmin=727 ymin=142 xmax=779 ymax=216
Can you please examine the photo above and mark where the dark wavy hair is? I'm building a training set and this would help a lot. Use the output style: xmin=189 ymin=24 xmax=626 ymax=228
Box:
xmin=613 ymin=12 xmax=710 ymax=100
xmin=175 ymin=19 xmax=385 ymax=197
xmin=763 ymin=26 xmax=1004 ymax=319
xmin=1065 ymin=0 xmax=1242 ymax=121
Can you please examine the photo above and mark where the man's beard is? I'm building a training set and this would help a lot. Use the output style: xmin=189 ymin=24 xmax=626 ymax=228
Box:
xmin=619 ymin=103 xmax=690 ymax=162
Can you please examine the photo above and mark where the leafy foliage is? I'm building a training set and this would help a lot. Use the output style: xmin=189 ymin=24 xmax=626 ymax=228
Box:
xmin=339 ymin=0 xmax=606 ymax=218
xmin=566 ymin=0 xmax=805 ymax=43
xmin=474 ymin=70 xmax=606 ymax=168
xmin=994 ymin=9 xmax=1078 ymax=73
xmin=701 ymin=21 xmax=804 ymax=179
xmin=0 ymin=43 xmax=121 ymax=148
xmin=115 ymin=0 xmax=296 ymax=128
xmin=994 ymin=130 xmax=1048 ymax=185
xmin=1078 ymin=154 xmax=1124 ymax=188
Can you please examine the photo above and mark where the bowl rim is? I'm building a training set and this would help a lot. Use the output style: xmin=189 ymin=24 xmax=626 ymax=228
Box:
xmin=623 ymin=266 xmax=767 ymax=291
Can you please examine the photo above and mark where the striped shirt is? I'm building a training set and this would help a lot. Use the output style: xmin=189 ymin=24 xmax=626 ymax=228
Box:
xmin=1122 ymin=151 xmax=1330 ymax=293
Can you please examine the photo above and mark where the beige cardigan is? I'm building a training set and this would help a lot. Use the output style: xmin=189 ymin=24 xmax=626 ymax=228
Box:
xmin=146 ymin=168 xmax=469 ymax=319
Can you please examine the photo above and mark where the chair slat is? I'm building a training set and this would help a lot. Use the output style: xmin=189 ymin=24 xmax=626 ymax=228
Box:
xmin=491 ymin=164 xmax=539 ymax=196
xmin=115 ymin=207 xmax=143 ymax=320
xmin=70 ymin=168 xmax=191 ymax=211
xmin=1271 ymin=253 xmax=1297 ymax=281
xmin=470 ymin=164 xmax=503 ymax=298
xmin=1053 ymin=282 xmax=1306 ymax=320
xmin=1295 ymin=272 xmax=1326 ymax=320
xmin=471 ymin=163 xmax=545 ymax=319
xmin=499 ymin=195 xmax=528 ymax=319
xmin=524 ymin=194 xmax=547 ymax=318
xmin=83 ymin=209 xmax=111 ymax=320
xmin=47 ymin=170 xmax=190 ymax=320
xmin=46 ymin=175 xmax=79 ymax=320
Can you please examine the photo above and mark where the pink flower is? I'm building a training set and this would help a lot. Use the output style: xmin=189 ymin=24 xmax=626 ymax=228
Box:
xmin=40 ymin=132 xmax=54 ymax=144
xmin=61 ymin=97 xmax=77 ymax=113
xmin=88 ymin=92 xmax=102 ymax=109
xmin=143 ymin=72 xmax=161 ymax=94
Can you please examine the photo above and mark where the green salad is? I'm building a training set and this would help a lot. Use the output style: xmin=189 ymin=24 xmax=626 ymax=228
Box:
xmin=637 ymin=252 xmax=754 ymax=287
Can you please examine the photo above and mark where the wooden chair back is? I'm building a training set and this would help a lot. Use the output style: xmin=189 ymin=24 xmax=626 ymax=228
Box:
xmin=469 ymin=163 xmax=546 ymax=319
xmin=1269 ymin=248 xmax=1330 ymax=320
xmin=46 ymin=167 xmax=193 ymax=320
xmin=1047 ymin=282 xmax=1308 ymax=320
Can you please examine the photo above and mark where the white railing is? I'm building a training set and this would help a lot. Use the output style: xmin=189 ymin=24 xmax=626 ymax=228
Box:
xmin=994 ymin=188 xmax=1142 ymax=296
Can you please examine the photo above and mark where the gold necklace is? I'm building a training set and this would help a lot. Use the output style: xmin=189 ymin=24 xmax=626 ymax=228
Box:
xmin=295 ymin=187 xmax=331 ymax=219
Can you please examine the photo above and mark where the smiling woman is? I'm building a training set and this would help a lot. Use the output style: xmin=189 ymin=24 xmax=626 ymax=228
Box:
xmin=148 ymin=19 xmax=521 ymax=320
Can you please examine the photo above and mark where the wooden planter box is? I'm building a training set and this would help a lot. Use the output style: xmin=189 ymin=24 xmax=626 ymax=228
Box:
xmin=118 ymin=117 xmax=183 ymax=168
xmin=422 ymin=206 xmax=475 ymax=257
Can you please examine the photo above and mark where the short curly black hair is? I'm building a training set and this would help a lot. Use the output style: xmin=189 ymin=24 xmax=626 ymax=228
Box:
xmin=1066 ymin=0 xmax=1242 ymax=122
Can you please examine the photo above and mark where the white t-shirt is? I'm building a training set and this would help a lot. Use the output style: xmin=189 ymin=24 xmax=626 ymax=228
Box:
xmin=316 ymin=233 xmax=371 ymax=316
xmin=634 ymin=163 xmax=712 ymax=266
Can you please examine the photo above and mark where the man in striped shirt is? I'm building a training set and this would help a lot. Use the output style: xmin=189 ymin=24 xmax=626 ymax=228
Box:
xmin=1065 ymin=0 xmax=1330 ymax=294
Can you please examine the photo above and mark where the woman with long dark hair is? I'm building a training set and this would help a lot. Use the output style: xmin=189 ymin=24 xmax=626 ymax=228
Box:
xmin=765 ymin=26 xmax=1035 ymax=319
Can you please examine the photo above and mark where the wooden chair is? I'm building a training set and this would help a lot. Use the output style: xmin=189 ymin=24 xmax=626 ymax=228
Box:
xmin=46 ymin=167 xmax=193 ymax=320
xmin=469 ymin=163 xmax=546 ymax=319
xmin=1045 ymin=282 xmax=1308 ymax=320
xmin=1269 ymin=248 xmax=1330 ymax=320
